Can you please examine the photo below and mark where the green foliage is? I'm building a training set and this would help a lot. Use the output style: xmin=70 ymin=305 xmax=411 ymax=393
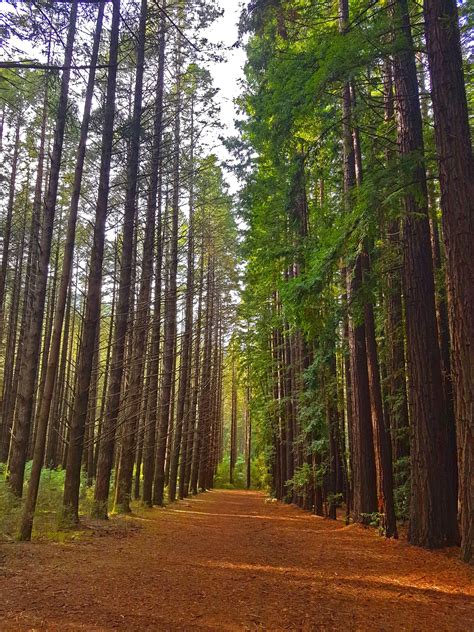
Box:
xmin=0 ymin=462 xmax=96 ymax=540
xmin=286 ymin=463 xmax=313 ymax=495
xmin=214 ymin=455 xmax=270 ymax=491
xmin=394 ymin=457 xmax=410 ymax=522
xmin=0 ymin=468 xmax=22 ymax=540
xmin=361 ymin=512 xmax=383 ymax=531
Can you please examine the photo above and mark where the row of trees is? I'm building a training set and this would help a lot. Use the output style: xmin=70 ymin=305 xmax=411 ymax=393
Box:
xmin=0 ymin=0 xmax=238 ymax=540
xmin=235 ymin=0 xmax=473 ymax=562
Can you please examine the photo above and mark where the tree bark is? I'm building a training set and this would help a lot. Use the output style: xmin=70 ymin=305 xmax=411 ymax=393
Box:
xmin=0 ymin=117 xmax=21 ymax=348
xmin=423 ymin=0 xmax=474 ymax=563
xmin=63 ymin=0 xmax=121 ymax=524
xmin=168 ymin=95 xmax=195 ymax=503
xmin=392 ymin=0 xmax=458 ymax=548
xmin=8 ymin=2 xmax=78 ymax=497
xmin=153 ymin=37 xmax=182 ymax=506
xmin=110 ymin=0 xmax=148 ymax=515
xmin=19 ymin=2 xmax=105 ymax=540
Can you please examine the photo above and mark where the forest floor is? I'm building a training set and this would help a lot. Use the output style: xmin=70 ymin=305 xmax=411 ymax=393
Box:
xmin=0 ymin=490 xmax=472 ymax=631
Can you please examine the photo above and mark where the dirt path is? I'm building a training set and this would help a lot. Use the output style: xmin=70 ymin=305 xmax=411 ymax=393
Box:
xmin=0 ymin=490 xmax=472 ymax=631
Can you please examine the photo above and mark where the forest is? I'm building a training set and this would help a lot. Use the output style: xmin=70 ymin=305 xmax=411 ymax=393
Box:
xmin=0 ymin=0 xmax=473 ymax=630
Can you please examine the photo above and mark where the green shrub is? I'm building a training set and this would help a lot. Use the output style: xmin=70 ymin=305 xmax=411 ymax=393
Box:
xmin=394 ymin=456 xmax=410 ymax=522
xmin=214 ymin=454 xmax=270 ymax=491
xmin=0 ymin=462 xmax=99 ymax=540
xmin=0 ymin=470 xmax=22 ymax=540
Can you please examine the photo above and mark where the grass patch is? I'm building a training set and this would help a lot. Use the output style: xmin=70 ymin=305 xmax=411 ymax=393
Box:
xmin=0 ymin=462 xmax=100 ymax=542
xmin=214 ymin=454 xmax=270 ymax=491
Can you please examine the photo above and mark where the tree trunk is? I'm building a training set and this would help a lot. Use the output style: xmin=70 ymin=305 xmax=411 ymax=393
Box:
xmin=0 ymin=219 xmax=25 ymax=462
xmin=110 ymin=0 xmax=148 ymax=515
xmin=168 ymin=96 xmax=195 ymax=503
xmin=153 ymin=39 xmax=182 ymax=506
xmin=63 ymin=0 xmax=121 ymax=524
xmin=392 ymin=0 xmax=458 ymax=548
xmin=230 ymin=353 xmax=237 ymax=485
xmin=191 ymin=264 xmax=213 ymax=495
xmin=18 ymin=3 xmax=105 ymax=540
xmin=141 ymin=7 xmax=167 ymax=507
xmin=423 ymin=0 xmax=474 ymax=563
xmin=8 ymin=2 xmax=78 ymax=497
xmin=0 ymin=117 xmax=21 ymax=348
xmin=181 ymin=247 xmax=205 ymax=498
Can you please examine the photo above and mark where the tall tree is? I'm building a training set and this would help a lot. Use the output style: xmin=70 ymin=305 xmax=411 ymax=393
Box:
xmin=8 ymin=1 xmax=78 ymax=496
xmin=423 ymin=0 xmax=474 ymax=563
xmin=101 ymin=0 xmax=147 ymax=516
xmin=153 ymin=31 xmax=183 ymax=506
xmin=19 ymin=1 xmax=105 ymax=541
xmin=63 ymin=0 xmax=121 ymax=524
xmin=391 ymin=0 xmax=457 ymax=547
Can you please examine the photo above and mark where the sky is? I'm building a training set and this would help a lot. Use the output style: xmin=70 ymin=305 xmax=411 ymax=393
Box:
xmin=0 ymin=1 xmax=247 ymax=192
xmin=204 ymin=2 xmax=247 ymax=194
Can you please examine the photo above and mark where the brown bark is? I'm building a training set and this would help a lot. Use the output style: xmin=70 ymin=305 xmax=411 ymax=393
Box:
xmin=230 ymin=353 xmax=238 ymax=485
xmin=63 ymin=0 xmax=121 ymax=524
xmin=153 ymin=38 xmax=182 ymax=506
xmin=141 ymin=7 xmax=167 ymax=507
xmin=363 ymin=254 xmax=397 ymax=538
xmin=283 ymin=321 xmax=294 ymax=502
xmin=197 ymin=265 xmax=215 ymax=492
xmin=168 ymin=95 xmax=195 ymax=503
xmin=191 ymin=263 xmax=213 ymax=495
xmin=0 ymin=218 xmax=25 ymax=462
xmin=111 ymin=0 xmax=148 ymax=514
xmin=181 ymin=247 xmax=205 ymax=498
xmin=392 ymin=0 xmax=458 ymax=548
xmin=45 ymin=284 xmax=72 ymax=468
xmin=8 ymin=2 xmax=78 ymax=497
xmin=245 ymin=383 xmax=251 ymax=490
xmin=423 ymin=0 xmax=474 ymax=563
xmin=0 ymin=117 xmax=21 ymax=347
xmin=18 ymin=3 xmax=105 ymax=540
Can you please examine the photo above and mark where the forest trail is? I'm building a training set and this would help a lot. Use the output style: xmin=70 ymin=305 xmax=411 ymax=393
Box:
xmin=0 ymin=490 xmax=472 ymax=631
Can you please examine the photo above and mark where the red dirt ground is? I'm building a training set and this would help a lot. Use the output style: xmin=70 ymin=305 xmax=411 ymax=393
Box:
xmin=0 ymin=490 xmax=472 ymax=631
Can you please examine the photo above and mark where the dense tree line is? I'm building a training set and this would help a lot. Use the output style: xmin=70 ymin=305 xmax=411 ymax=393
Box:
xmin=0 ymin=0 xmax=472 ymax=567
xmin=235 ymin=0 xmax=472 ymax=562
xmin=0 ymin=0 xmax=238 ymax=540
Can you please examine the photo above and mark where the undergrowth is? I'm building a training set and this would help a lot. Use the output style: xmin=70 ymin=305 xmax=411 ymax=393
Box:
xmin=214 ymin=454 xmax=270 ymax=491
xmin=0 ymin=455 xmax=271 ymax=541
xmin=0 ymin=462 xmax=96 ymax=542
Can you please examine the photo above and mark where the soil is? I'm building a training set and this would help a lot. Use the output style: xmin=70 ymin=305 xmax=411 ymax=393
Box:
xmin=0 ymin=490 xmax=472 ymax=631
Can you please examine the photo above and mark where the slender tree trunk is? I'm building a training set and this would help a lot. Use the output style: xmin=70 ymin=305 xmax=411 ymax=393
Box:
xmin=46 ymin=284 xmax=72 ymax=468
xmin=181 ymin=248 xmax=204 ymax=498
xmin=94 ymin=240 xmax=118 ymax=473
xmin=230 ymin=353 xmax=237 ymax=485
xmin=197 ymin=272 xmax=215 ymax=492
xmin=362 ymin=254 xmax=397 ymax=538
xmin=110 ymin=0 xmax=149 ymax=515
xmin=283 ymin=322 xmax=294 ymax=502
xmin=191 ymin=264 xmax=212 ymax=495
xmin=168 ymin=97 xmax=195 ymax=503
xmin=338 ymin=0 xmax=377 ymax=523
xmin=245 ymin=383 xmax=251 ymax=490
xmin=8 ymin=3 xmax=78 ymax=497
xmin=18 ymin=1 xmax=105 ymax=541
xmin=153 ymin=41 xmax=182 ymax=506
xmin=0 ymin=117 xmax=21 ymax=348
xmin=63 ymin=0 xmax=121 ymax=523
xmin=383 ymin=63 xmax=409 ymax=465
xmin=141 ymin=14 xmax=167 ymax=507
xmin=352 ymin=93 xmax=397 ymax=535
xmin=0 ymin=219 xmax=25 ymax=462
